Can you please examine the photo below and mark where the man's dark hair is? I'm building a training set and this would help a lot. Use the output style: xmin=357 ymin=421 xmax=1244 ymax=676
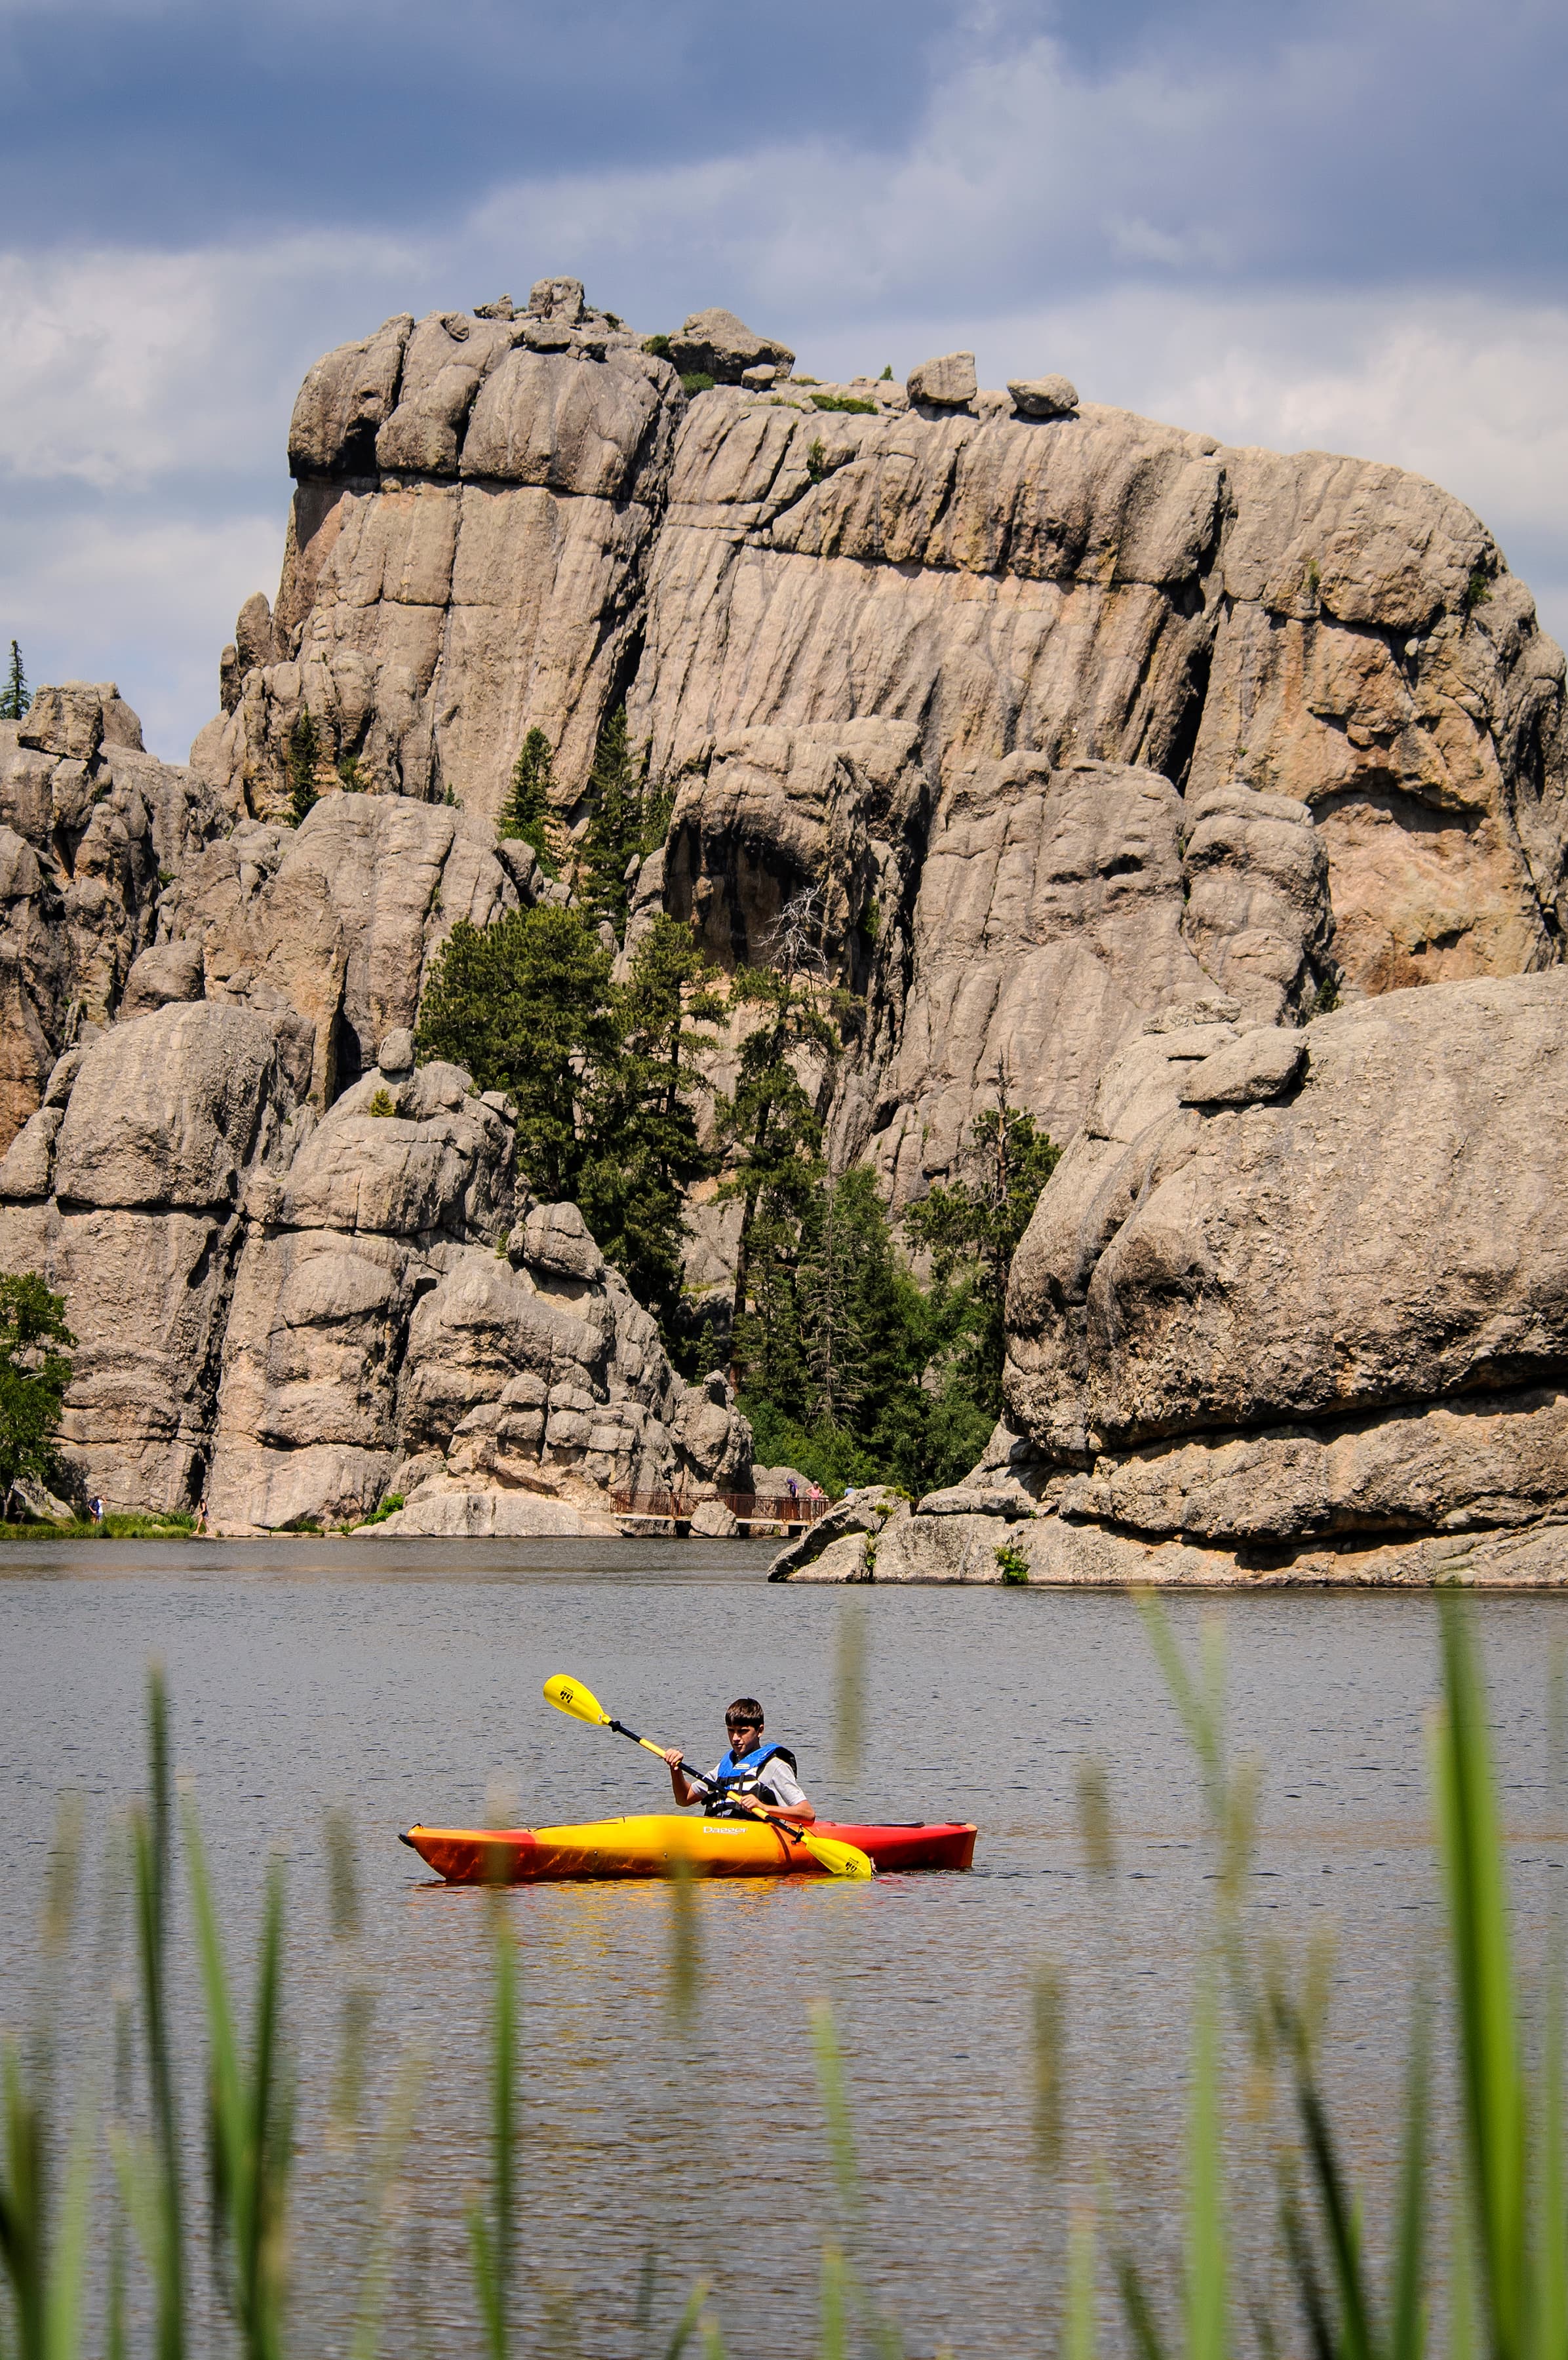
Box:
xmin=726 ymin=1697 xmax=764 ymax=1725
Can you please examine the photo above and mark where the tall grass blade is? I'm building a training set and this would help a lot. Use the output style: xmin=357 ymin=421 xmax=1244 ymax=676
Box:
xmin=1433 ymin=1594 xmax=1527 ymax=2360
xmin=659 ymin=2279 xmax=707 ymax=2360
xmin=1389 ymin=1976 xmax=1432 ymax=2360
xmin=1278 ymin=2164 xmax=1337 ymax=2360
xmin=833 ymin=1602 xmax=867 ymax=1782
xmin=1137 ymin=1595 xmax=1223 ymax=1794
xmin=1067 ymin=2212 xmax=1099 ymax=2360
xmin=667 ymin=1856 xmax=701 ymax=2036
xmin=821 ymin=2242 xmax=848 ymax=2360
xmin=324 ymin=1805 xmax=362 ymax=1941
xmin=184 ymin=1798 xmax=291 ymax=2360
xmin=0 ymin=2042 xmax=45 ymax=2360
xmin=1109 ymin=2243 xmax=1168 ymax=2360
xmin=1535 ymin=1643 xmax=1566 ymax=2360
xmin=467 ymin=1898 xmax=518 ymax=2360
xmin=106 ymin=1997 xmax=132 ymax=2360
xmin=39 ymin=2102 xmax=92 ymax=2360
xmin=131 ymin=1666 xmax=183 ymax=2360
xmin=1291 ymin=2062 xmax=1377 ymax=2360
xmin=1186 ymin=1965 xmax=1227 ymax=2360
xmin=1074 ymin=1758 xmax=1116 ymax=1878
xmin=348 ymin=2049 xmax=427 ymax=2360
xmin=808 ymin=2001 xmax=863 ymax=2238
xmin=1030 ymin=1963 xmax=1065 ymax=2174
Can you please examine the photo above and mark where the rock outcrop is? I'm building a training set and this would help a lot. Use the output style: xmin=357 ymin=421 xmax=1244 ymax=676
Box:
xmin=781 ymin=974 xmax=1568 ymax=1584
xmin=0 ymin=1002 xmax=749 ymax=1532
xmin=182 ymin=285 xmax=1568 ymax=1208
xmin=0 ymin=686 xmax=238 ymax=1150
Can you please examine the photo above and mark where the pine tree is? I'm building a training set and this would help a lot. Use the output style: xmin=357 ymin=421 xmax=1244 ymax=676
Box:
xmin=716 ymin=890 xmax=857 ymax=1388
xmin=287 ymin=710 xmax=321 ymax=825
xmin=576 ymin=916 xmax=724 ymax=1345
xmin=415 ymin=905 xmax=619 ymax=1202
xmin=499 ymin=729 xmax=560 ymax=875
xmin=578 ymin=707 xmax=646 ymax=941
xmin=0 ymin=642 xmax=29 ymax=722
xmin=0 ymin=1270 xmax=75 ymax=1493
xmin=903 ymin=1092 xmax=1061 ymax=1416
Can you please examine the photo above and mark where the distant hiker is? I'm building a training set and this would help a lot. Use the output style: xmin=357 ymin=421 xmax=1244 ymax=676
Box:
xmin=88 ymin=1495 xmax=104 ymax=1524
xmin=663 ymin=1696 xmax=815 ymax=1824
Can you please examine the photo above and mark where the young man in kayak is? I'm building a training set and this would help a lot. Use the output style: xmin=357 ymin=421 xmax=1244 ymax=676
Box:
xmin=663 ymin=1698 xmax=815 ymax=1824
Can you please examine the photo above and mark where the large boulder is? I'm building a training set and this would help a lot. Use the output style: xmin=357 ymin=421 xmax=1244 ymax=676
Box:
xmin=203 ymin=1048 xmax=751 ymax=1532
xmin=785 ymin=972 xmax=1568 ymax=1583
xmin=1005 ymin=974 xmax=1568 ymax=1456
xmin=161 ymin=792 xmax=527 ymax=1103
xmin=669 ymin=308 xmax=794 ymax=386
xmin=0 ymin=1002 xmax=307 ymax=1514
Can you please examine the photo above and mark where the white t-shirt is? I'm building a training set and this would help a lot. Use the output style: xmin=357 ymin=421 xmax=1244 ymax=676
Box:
xmin=706 ymin=1750 xmax=807 ymax=1809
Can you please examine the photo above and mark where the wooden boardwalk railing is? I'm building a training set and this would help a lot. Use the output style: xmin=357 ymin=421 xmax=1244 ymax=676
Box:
xmin=612 ymin=1489 xmax=830 ymax=1525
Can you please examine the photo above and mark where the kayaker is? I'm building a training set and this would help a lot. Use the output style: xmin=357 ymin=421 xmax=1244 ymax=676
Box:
xmin=663 ymin=1697 xmax=815 ymax=1824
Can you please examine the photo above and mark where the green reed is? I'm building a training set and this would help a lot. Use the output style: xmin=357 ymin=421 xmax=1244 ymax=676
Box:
xmin=3 ymin=1599 xmax=1567 ymax=2358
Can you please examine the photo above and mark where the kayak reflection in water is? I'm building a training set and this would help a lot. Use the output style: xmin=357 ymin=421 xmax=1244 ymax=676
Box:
xmin=663 ymin=1696 xmax=816 ymax=1826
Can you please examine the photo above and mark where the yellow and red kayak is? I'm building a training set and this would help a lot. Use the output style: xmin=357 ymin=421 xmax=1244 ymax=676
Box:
xmin=400 ymin=1813 xmax=976 ymax=1883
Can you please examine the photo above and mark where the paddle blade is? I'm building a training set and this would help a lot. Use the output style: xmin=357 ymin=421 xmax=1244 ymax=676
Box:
xmin=543 ymin=1674 xmax=611 ymax=1727
xmin=802 ymin=1832 xmax=875 ymax=1879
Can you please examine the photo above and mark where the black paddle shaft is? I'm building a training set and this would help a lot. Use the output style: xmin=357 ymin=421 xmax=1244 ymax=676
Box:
xmin=610 ymin=1716 xmax=722 ymax=1801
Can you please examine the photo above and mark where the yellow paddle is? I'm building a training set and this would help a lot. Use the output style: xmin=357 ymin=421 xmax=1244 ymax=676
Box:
xmin=543 ymin=1674 xmax=874 ymax=1879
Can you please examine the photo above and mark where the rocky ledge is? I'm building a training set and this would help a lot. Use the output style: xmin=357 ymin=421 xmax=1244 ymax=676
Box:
xmin=776 ymin=972 xmax=1568 ymax=1586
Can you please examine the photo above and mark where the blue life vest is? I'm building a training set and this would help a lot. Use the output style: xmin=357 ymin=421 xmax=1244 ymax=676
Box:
xmin=707 ymin=1740 xmax=797 ymax=1817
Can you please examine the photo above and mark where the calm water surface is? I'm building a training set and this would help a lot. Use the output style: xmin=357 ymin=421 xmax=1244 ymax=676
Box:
xmin=3 ymin=1539 xmax=1566 ymax=2357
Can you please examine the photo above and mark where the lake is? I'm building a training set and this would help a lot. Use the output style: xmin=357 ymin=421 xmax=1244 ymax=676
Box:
xmin=3 ymin=1538 xmax=1565 ymax=2357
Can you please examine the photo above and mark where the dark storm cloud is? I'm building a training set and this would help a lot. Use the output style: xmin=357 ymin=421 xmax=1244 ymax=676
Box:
xmin=1 ymin=0 xmax=1564 ymax=298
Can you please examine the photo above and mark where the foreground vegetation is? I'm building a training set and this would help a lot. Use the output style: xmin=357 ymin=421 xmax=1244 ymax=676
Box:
xmin=0 ymin=1598 xmax=1561 ymax=2357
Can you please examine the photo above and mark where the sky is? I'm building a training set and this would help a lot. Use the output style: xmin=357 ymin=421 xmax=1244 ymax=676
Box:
xmin=3 ymin=0 xmax=1567 ymax=762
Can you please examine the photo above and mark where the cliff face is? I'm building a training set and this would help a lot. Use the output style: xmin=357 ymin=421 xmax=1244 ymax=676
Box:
xmin=7 ymin=278 xmax=1568 ymax=1548
xmin=193 ymin=292 xmax=1567 ymax=1198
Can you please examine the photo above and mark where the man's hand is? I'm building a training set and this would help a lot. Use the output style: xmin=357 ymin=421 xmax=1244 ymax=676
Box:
xmin=663 ymin=1746 xmax=684 ymax=1770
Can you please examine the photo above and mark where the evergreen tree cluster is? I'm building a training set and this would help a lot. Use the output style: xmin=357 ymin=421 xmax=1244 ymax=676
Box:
xmin=417 ymin=907 xmax=721 ymax=1343
xmin=414 ymin=868 xmax=1061 ymax=1493
xmin=0 ymin=1271 xmax=74 ymax=1495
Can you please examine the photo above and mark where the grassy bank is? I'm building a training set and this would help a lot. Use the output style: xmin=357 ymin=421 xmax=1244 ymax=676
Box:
xmin=0 ymin=1599 xmax=1559 ymax=2355
xmin=0 ymin=1512 xmax=202 ymax=1541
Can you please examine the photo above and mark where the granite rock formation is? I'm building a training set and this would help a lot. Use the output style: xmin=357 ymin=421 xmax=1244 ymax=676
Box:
xmin=187 ymin=288 xmax=1568 ymax=1205
xmin=0 ymin=1003 xmax=749 ymax=1532
xmin=780 ymin=974 xmax=1568 ymax=1584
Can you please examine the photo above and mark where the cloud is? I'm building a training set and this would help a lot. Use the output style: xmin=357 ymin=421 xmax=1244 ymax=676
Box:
xmin=3 ymin=1 xmax=1566 ymax=759
xmin=0 ymin=232 xmax=421 ymax=489
xmin=0 ymin=502 xmax=286 ymax=760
